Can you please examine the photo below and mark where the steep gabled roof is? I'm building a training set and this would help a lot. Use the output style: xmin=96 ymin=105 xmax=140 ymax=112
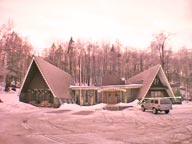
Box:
xmin=127 ymin=64 xmax=175 ymax=101
xmin=20 ymin=56 xmax=72 ymax=99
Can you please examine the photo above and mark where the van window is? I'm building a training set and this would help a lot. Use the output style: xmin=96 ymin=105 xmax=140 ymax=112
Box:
xmin=160 ymin=99 xmax=171 ymax=104
xmin=155 ymin=100 xmax=158 ymax=104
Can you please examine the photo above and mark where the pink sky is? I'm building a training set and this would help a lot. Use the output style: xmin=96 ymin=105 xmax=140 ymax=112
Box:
xmin=0 ymin=0 xmax=192 ymax=51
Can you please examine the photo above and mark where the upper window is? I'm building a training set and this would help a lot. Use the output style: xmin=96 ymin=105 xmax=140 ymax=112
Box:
xmin=153 ymin=77 xmax=160 ymax=85
xmin=152 ymin=77 xmax=164 ymax=87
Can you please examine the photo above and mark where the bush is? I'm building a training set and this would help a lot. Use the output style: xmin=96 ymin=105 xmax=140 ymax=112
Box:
xmin=29 ymin=101 xmax=38 ymax=106
xmin=38 ymin=101 xmax=53 ymax=107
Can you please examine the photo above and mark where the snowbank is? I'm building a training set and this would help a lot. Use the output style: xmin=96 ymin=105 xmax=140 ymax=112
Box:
xmin=117 ymin=99 xmax=140 ymax=107
xmin=59 ymin=100 xmax=140 ymax=111
xmin=59 ymin=103 xmax=81 ymax=110
xmin=2 ymin=90 xmax=192 ymax=113
xmin=59 ymin=103 xmax=107 ymax=111
xmin=0 ymin=90 xmax=37 ymax=112
xmin=182 ymin=100 xmax=192 ymax=105
xmin=173 ymin=100 xmax=192 ymax=109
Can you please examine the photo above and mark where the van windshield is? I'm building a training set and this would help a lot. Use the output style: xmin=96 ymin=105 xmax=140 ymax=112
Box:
xmin=160 ymin=99 xmax=171 ymax=104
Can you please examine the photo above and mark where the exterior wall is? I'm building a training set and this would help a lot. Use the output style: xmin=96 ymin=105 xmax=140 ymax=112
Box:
xmin=20 ymin=63 xmax=55 ymax=107
xmin=20 ymin=89 xmax=55 ymax=107
xmin=145 ymin=75 xmax=170 ymax=98
xmin=25 ymin=89 xmax=53 ymax=102
xmin=123 ymin=88 xmax=140 ymax=102
xmin=99 ymin=91 xmax=124 ymax=104
xmin=123 ymin=89 xmax=131 ymax=103
xmin=146 ymin=89 xmax=169 ymax=98
xmin=130 ymin=88 xmax=140 ymax=102
xmin=72 ymin=89 xmax=98 ymax=106
xmin=29 ymin=72 xmax=48 ymax=89
xmin=72 ymin=88 xmax=140 ymax=105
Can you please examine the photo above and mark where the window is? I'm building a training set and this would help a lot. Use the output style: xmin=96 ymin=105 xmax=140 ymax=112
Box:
xmin=154 ymin=78 xmax=159 ymax=85
xmin=151 ymin=91 xmax=163 ymax=97
xmin=154 ymin=100 xmax=158 ymax=104
xmin=160 ymin=99 xmax=171 ymax=104
xmin=145 ymin=99 xmax=150 ymax=103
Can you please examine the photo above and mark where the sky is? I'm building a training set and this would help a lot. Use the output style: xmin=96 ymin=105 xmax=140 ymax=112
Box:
xmin=0 ymin=0 xmax=192 ymax=51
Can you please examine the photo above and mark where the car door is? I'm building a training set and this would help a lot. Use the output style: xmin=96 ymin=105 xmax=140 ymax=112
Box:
xmin=144 ymin=99 xmax=151 ymax=109
xmin=149 ymin=100 xmax=154 ymax=109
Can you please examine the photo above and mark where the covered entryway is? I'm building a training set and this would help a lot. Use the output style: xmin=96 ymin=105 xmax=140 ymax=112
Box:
xmin=70 ymin=86 xmax=99 ymax=106
xmin=98 ymin=88 xmax=126 ymax=104
xmin=108 ymin=92 xmax=117 ymax=104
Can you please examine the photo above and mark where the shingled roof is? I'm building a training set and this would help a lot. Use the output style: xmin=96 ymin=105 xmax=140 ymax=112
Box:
xmin=20 ymin=56 xmax=72 ymax=99
xmin=102 ymin=73 xmax=125 ymax=86
xmin=126 ymin=64 xmax=175 ymax=101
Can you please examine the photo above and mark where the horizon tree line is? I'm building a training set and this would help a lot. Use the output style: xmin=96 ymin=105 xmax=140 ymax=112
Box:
xmin=0 ymin=22 xmax=192 ymax=97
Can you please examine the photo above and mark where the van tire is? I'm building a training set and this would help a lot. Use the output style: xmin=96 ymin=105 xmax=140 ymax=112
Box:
xmin=165 ymin=110 xmax=169 ymax=114
xmin=152 ymin=108 xmax=158 ymax=114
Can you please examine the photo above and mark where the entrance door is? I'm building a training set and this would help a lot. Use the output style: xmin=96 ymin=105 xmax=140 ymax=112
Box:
xmin=108 ymin=92 xmax=118 ymax=104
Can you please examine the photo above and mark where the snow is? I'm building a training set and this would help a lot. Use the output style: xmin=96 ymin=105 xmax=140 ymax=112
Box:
xmin=117 ymin=99 xmax=140 ymax=107
xmin=0 ymin=90 xmax=37 ymax=112
xmin=59 ymin=99 xmax=140 ymax=111
xmin=59 ymin=103 xmax=107 ymax=111
xmin=1 ymin=90 xmax=192 ymax=144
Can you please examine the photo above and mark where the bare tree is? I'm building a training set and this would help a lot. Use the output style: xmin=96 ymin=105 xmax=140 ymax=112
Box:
xmin=151 ymin=32 xmax=173 ymax=70
xmin=0 ymin=28 xmax=33 ymax=91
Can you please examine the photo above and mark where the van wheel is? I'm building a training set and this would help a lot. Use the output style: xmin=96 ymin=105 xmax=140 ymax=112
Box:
xmin=152 ymin=108 xmax=158 ymax=114
xmin=165 ymin=110 xmax=169 ymax=114
xmin=141 ymin=106 xmax=145 ymax=112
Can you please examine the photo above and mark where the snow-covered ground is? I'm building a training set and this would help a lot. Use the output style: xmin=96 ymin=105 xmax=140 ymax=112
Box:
xmin=1 ymin=90 xmax=192 ymax=144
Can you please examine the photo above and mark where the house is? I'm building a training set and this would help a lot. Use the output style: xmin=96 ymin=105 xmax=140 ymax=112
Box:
xmin=19 ymin=57 xmax=175 ymax=107
xmin=19 ymin=57 xmax=74 ymax=107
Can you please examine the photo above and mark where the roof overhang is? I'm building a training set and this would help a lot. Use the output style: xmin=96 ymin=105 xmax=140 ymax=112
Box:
xmin=98 ymin=84 xmax=142 ymax=92
xmin=101 ymin=84 xmax=142 ymax=88
xmin=70 ymin=85 xmax=100 ymax=90
xmin=98 ymin=88 xmax=126 ymax=93
xmin=70 ymin=84 xmax=142 ymax=92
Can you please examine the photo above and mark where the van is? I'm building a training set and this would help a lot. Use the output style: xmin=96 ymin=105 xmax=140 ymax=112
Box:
xmin=141 ymin=98 xmax=172 ymax=114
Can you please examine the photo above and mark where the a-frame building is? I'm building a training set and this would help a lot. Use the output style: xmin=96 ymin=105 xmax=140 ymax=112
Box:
xmin=127 ymin=65 xmax=175 ymax=103
xmin=19 ymin=56 xmax=73 ymax=107
xmin=20 ymin=57 xmax=175 ymax=107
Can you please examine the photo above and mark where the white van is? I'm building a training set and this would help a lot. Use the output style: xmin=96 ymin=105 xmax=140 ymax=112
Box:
xmin=141 ymin=98 xmax=172 ymax=114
